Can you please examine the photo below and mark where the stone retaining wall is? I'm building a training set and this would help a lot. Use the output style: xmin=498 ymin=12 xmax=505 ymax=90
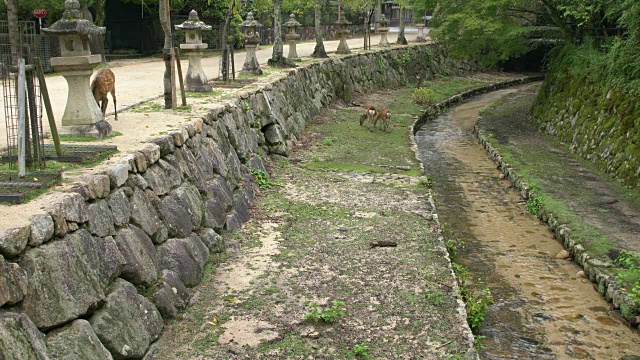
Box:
xmin=532 ymin=79 xmax=640 ymax=187
xmin=0 ymin=44 xmax=474 ymax=359
xmin=474 ymin=121 xmax=640 ymax=329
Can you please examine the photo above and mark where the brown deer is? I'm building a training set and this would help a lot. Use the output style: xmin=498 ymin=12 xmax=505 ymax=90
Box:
xmin=377 ymin=108 xmax=391 ymax=132
xmin=91 ymin=68 xmax=117 ymax=120
xmin=360 ymin=105 xmax=378 ymax=126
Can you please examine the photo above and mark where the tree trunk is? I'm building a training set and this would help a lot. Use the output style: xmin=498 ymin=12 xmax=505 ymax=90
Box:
xmin=221 ymin=5 xmax=233 ymax=81
xmin=311 ymin=4 xmax=328 ymax=58
xmin=268 ymin=0 xmax=294 ymax=67
xmin=374 ymin=0 xmax=380 ymax=32
xmin=3 ymin=0 xmax=20 ymax=65
xmin=159 ymin=0 xmax=173 ymax=109
xmin=396 ymin=6 xmax=408 ymax=45
xmin=94 ymin=0 xmax=107 ymax=26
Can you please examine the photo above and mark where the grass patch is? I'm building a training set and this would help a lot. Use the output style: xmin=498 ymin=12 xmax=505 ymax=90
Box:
xmin=58 ymin=131 xmax=123 ymax=143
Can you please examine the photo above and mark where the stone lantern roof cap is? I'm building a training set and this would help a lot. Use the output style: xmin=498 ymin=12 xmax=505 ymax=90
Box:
xmin=241 ymin=12 xmax=263 ymax=28
xmin=378 ymin=14 xmax=388 ymax=24
xmin=334 ymin=18 xmax=352 ymax=25
xmin=42 ymin=0 xmax=105 ymax=36
xmin=175 ymin=10 xmax=212 ymax=31
xmin=284 ymin=14 xmax=301 ymax=28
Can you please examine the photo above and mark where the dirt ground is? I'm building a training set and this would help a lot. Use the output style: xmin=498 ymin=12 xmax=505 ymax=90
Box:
xmin=153 ymin=86 xmax=478 ymax=359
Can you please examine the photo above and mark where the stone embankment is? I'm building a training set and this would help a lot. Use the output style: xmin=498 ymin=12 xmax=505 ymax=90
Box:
xmin=0 ymin=44 xmax=474 ymax=359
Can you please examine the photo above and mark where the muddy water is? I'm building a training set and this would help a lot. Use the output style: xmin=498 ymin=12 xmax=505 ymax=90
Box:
xmin=414 ymin=88 xmax=640 ymax=359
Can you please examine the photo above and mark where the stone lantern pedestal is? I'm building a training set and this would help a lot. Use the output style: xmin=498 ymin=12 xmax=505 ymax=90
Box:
xmin=175 ymin=10 xmax=212 ymax=92
xmin=240 ymin=12 xmax=263 ymax=75
xmin=284 ymin=14 xmax=301 ymax=61
xmin=416 ymin=24 xmax=426 ymax=42
xmin=378 ymin=15 xmax=390 ymax=47
xmin=42 ymin=0 xmax=110 ymax=137
xmin=335 ymin=19 xmax=352 ymax=55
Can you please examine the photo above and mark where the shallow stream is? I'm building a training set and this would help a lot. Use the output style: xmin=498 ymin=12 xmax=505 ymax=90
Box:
xmin=414 ymin=87 xmax=640 ymax=359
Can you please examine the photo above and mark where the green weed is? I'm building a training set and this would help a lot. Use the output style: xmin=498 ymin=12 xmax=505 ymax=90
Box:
xmin=352 ymin=342 xmax=373 ymax=359
xmin=526 ymin=195 xmax=544 ymax=216
xmin=249 ymin=168 xmax=278 ymax=190
xmin=615 ymin=250 xmax=640 ymax=309
xmin=304 ymin=300 xmax=346 ymax=323
xmin=466 ymin=288 xmax=494 ymax=332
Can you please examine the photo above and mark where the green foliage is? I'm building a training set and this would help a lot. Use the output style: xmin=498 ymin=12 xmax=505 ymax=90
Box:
xmin=249 ymin=168 xmax=278 ymax=190
xmin=526 ymin=194 xmax=544 ymax=216
xmin=412 ymin=88 xmax=436 ymax=106
xmin=615 ymin=251 xmax=640 ymax=309
xmin=304 ymin=300 xmax=346 ymax=323
xmin=351 ymin=343 xmax=373 ymax=359
xmin=466 ymin=288 xmax=493 ymax=331
xmin=375 ymin=56 xmax=385 ymax=72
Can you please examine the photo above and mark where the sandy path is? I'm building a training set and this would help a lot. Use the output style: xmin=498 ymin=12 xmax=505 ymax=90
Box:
xmin=0 ymin=30 xmax=419 ymax=148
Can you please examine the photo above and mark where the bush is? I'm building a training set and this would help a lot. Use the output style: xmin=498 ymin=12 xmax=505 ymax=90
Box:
xmin=413 ymin=88 xmax=437 ymax=106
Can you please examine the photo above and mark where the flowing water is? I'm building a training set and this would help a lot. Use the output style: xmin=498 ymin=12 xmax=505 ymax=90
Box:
xmin=414 ymin=87 xmax=640 ymax=359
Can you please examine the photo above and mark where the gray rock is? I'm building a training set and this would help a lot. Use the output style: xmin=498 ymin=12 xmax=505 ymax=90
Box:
xmin=161 ymin=196 xmax=193 ymax=238
xmin=176 ymin=147 xmax=207 ymax=193
xmin=157 ymin=234 xmax=209 ymax=287
xmin=0 ymin=226 xmax=30 ymax=258
xmin=198 ymin=228 xmax=224 ymax=253
xmin=105 ymin=163 xmax=129 ymax=189
xmin=58 ymin=193 xmax=90 ymax=224
xmin=169 ymin=130 xmax=185 ymax=147
xmin=125 ymin=173 xmax=148 ymax=190
xmin=143 ymin=164 xmax=171 ymax=196
xmin=141 ymin=144 xmax=161 ymax=165
xmin=247 ymin=155 xmax=268 ymax=175
xmin=142 ymin=342 xmax=159 ymax=360
xmin=224 ymin=211 xmax=244 ymax=232
xmin=0 ymin=255 xmax=28 ymax=306
xmin=160 ymin=270 xmax=190 ymax=305
xmin=203 ymin=197 xmax=227 ymax=231
xmin=113 ymin=225 xmax=159 ymax=287
xmin=28 ymin=214 xmax=55 ymax=247
xmin=153 ymin=225 xmax=168 ymax=245
xmin=0 ymin=312 xmax=48 ymax=360
xmin=20 ymin=230 xmax=120 ymax=329
xmin=107 ymin=189 xmax=131 ymax=228
xmin=151 ymin=284 xmax=180 ymax=319
xmin=157 ymin=159 xmax=181 ymax=189
xmin=46 ymin=319 xmax=113 ymax=360
xmin=206 ymin=175 xmax=234 ymax=212
xmin=129 ymin=188 xmax=161 ymax=238
xmin=47 ymin=205 xmax=68 ymax=238
xmin=134 ymin=151 xmax=149 ymax=173
xmin=264 ymin=123 xmax=285 ymax=145
xmin=81 ymin=174 xmax=111 ymax=199
xmin=148 ymin=135 xmax=175 ymax=157
xmin=95 ymin=237 xmax=126 ymax=287
xmin=90 ymin=279 xmax=163 ymax=360
xmin=87 ymin=200 xmax=116 ymax=238
xmin=224 ymin=148 xmax=245 ymax=189
xmin=172 ymin=184 xmax=204 ymax=231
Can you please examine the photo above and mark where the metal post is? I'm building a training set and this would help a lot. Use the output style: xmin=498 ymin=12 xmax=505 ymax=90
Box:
xmin=17 ymin=59 xmax=26 ymax=177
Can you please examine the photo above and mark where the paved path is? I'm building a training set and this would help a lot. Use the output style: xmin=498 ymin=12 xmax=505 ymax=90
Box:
xmin=0 ymin=30 xmax=419 ymax=148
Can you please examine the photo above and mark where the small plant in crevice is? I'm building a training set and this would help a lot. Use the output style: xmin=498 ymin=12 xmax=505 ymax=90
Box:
xmin=465 ymin=287 xmax=494 ymax=332
xmin=249 ymin=168 xmax=278 ymax=190
xmin=615 ymin=250 xmax=640 ymax=309
xmin=304 ymin=300 xmax=346 ymax=323
xmin=375 ymin=56 xmax=385 ymax=72
xmin=526 ymin=195 xmax=544 ymax=216
xmin=352 ymin=342 xmax=373 ymax=359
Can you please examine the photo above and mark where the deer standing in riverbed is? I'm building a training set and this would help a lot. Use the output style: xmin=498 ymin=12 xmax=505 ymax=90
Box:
xmin=91 ymin=68 xmax=118 ymax=120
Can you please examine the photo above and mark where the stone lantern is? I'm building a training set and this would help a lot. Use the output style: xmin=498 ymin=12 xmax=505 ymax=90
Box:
xmin=240 ymin=12 xmax=263 ymax=75
xmin=377 ymin=14 xmax=390 ymax=47
xmin=416 ymin=15 xmax=429 ymax=42
xmin=42 ymin=0 xmax=110 ymax=137
xmin=334 ymin=18 xmax=352 ymax=55
xmin=284 ymin=14 xmax=302 ymax=61
xmin=175 ymin=10 xmax=212 ymax=92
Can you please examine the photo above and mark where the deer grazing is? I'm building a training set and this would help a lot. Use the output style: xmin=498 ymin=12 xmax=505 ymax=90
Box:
xmin=359 ymin=105 xmax=391 ymax=132
xmin=90 ymin=68 xmax=117 ymax=120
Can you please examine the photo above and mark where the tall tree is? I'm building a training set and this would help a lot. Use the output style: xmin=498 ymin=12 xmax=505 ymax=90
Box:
xmin=396 ymin=4 xmax=407 ymax=44
xmin=3 ymin=0 xmax=20 ymax=64
xmin=159 ymin=0 xmax=173 ymax=108
xmin=311 ymin=1 xmax=328 ymax=58
xmin=267 ymin=0 xmax=294 ymax=67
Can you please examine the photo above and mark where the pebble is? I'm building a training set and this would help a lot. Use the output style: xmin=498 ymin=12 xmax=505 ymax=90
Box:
xmin=576 ymin=270 xmax=586 ymax=279
xmin=556 ymin=250 xmax=571 ymax=259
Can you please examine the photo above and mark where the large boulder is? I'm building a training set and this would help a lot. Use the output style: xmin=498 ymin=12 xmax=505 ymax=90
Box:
xmin=87 ymin=200 xmax=116 ymax=238
xmin=20 ymin=230 xmax=123 ymax=329
xmin=28 ymin=214 xmax=54 ymax=247
xmin=46 ymin=319 xmax=113 ymax=360
xmin=151 ymin=270 xmax=190 ymax=319
xmin=113 ymin=225 xmax=159 ymax=287
xmin=171 ymin=184 xmax=204 ymax=231
xmin=0 ymin=255 xmax=28 ymax=307
xmin=0 ymin=312 xmax=48 ymax=360
xmin=157 ymin=234 xmax=209 ymax=287
xmin=160 ymin=196 xmax=193 ymax=238
xmin=107 ymin=189 xmax=131 ymax=228
xmin=129 ymin=188 xmax=162 ymax=238
xmin=0 ymin=226 xmax=30 ymax=258
xmin=90 ymin=279 xmax=163 ymax=360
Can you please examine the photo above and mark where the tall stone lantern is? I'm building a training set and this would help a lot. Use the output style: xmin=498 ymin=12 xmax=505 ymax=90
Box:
xmin=334 ymin=18 xmax=352 ymax=55
xmin=416 ymin=16 xmax=426 ymax=42
xmin=240 ymin=12 xmax=263 ymax=75
xmin=42 ymin=0 xmax=110 ymax=137
xmin=175 ymin=10 xmax=212 ymax=92
xmin=284 ymin=14 xmax=302 ymax=61
xmin=378 ymin=14 xmax=390 ymax=47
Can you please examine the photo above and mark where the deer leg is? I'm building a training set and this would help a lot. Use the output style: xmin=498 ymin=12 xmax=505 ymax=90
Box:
xmin=102 ymin=98 xmax=108 ymax=117
xmin=112 ymin=89 xmax=117 ymax=120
